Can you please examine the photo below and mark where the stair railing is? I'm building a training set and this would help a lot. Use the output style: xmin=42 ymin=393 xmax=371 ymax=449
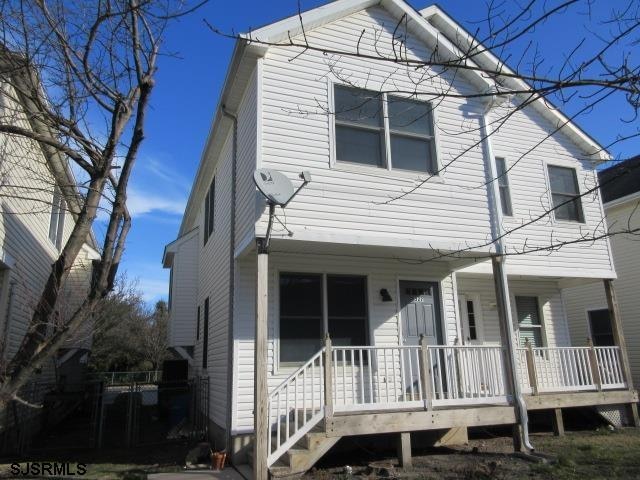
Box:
xmin=267 ymin=346 xmax=325 ymax=467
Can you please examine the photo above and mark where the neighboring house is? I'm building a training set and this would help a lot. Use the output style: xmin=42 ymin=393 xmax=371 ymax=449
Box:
xmin=0 ymin=58 xmax=99 ymax=390
xmin=563 ymin=156 xmax=640 ymax=388
xmin=164 ymin=1 xmax=638 ymax=475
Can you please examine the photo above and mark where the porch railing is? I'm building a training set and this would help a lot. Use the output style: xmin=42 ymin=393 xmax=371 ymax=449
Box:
xmin=267 ymin=348 xmax=325 ymax=467
xmin=517 ymin=341 xmax=627 ymax=394
xmin=266 ymin=339 xmax=628 ymax=466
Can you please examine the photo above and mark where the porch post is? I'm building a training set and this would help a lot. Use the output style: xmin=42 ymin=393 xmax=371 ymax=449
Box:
xmin=587 ymin=338 xmax=602 ymax=391
xmin=419 ymin=335 xmax=433 ymax=410
xmin=524 ymin=339 xmax=538 ymax=396
xmin=603 ymin=279 xmax=634 ymax=389
xmin=253 ymin=239 xmax=269 ymax=480
xmin=324 ymin=334 xmax=334 ymax=421
xmin=491 ymin=256 xmax=527 ymax=452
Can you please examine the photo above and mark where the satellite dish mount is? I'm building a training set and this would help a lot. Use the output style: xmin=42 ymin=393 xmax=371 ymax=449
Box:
xmin=253 ymin=168 xmax=311 ymax=253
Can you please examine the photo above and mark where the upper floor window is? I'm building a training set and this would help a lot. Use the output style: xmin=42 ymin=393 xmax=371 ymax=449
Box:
xmin=203 ymin=177 xmax=215 ymax=245
xmin=48 ymin=186 xmax=65 ymax=250
xmin=547 ymin=165 xmax=584 ymax=222
xmin=495 ymin=157 xmax=513 ymax=216
xmin=334 ymin=85 xmax=437 ymax=173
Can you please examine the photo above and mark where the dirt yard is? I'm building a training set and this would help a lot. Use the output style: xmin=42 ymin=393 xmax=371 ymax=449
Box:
xmin=305 ymin=427 xmax=640 ymax=480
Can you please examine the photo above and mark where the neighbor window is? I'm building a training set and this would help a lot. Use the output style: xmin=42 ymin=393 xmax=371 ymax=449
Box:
xmin=279 ymin=272 xmax=369 ymax=364
xmin=588 ymin=309 xmax=614 ymax=347
xmin=203 ymin=177 xmax=215 ymax=245
xmin=516 ymin=296 xmax=544 ymax=348
xmin=334 ymin=85 xmax=437 ymax=173
xmin=466 ymin=300 xmax=478 ymax=341
xmin=202 ymin=298 xmax=209 ymax=368
xmin=48 ymin=186 xmax=65 ymax=250
xmin=495 ymin=157 xmax=513 ymax=216
xmin=547 ymin=165 xmax=584 ymax=222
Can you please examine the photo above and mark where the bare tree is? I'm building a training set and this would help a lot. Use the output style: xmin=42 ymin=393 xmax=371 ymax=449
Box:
xmin=0 ymin=0 xmax=203 ymax=409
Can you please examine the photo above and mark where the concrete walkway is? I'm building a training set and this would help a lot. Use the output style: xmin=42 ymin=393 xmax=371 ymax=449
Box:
xmin=148 ymin=468 xmax=246 ymax=480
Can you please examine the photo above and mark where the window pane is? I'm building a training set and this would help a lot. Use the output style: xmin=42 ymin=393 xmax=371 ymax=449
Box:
xmin=499 ymin=186 xmax=513 ymax=216
xmin=334 ymin=85 xmax=382 ymax=127
xmin=516 ymin=296 xmax=541 ymax=327
xmin=280 ymin=273 xmax=323 ymax=362
xmin=466 ymin=300 xmax=477 ymax=341
xmin=548 ymin=165 xmax=579 ymax=194
xmin=336 ymin=124 xmax=384 ymax=167
xmin=589 ymin=309 xmax=615 ymax=347
xmin=327 ymin=275 xmax=368 ymax=347
xmin=495 ymin=158 xmax=508 ymax=187
xmin=204 ymin=190 xmax=210 ymax=245
xmin=49 ymin=187 xmax=61 ymax=244
xmin=280 ymin=274 xmax=322 ymax=316
xmin=208 ymin=178 xmax=215 ymax=236
xmin=388 ymin=97 xmax=432 ymax=136
xmin=552 ymin=193 xmax=582 ymax=221
xmin=519 ymin=327 xmax=543 ymax=348
xmin=390 ymin=135 xmax=434 ymax=173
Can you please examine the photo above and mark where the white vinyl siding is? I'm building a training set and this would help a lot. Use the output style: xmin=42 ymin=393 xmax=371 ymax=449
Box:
xmin=456 ymin=275 xmax=569 ymax=348
xmin=257 ymin=5 xmax=612 ymax=278
xmin=231 ymin=252 xmax=459 ymax=433
xmin=563 ymin=199 xmax=640 ymax=387
xmin=167 ymin=231 xmax=198 ymax=347
xmin=0 ymin=82 xmax=91 ymax=382
xmin=194 ymin=132 xmax=233 ymax=431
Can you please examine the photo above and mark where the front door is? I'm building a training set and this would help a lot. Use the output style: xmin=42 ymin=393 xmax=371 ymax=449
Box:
xmin=399 ymin=281 xmax=443 ymax=398
xmin=399 ymin=280 xmax=443 ymax=346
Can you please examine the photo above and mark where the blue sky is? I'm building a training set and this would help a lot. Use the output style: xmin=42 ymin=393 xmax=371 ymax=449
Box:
xmin=121 ymin=0 xmax=639 ymax=304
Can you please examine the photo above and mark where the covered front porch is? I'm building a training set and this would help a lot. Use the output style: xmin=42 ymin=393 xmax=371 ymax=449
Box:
xmin=235 ymin=241 xmax=638 ymax=472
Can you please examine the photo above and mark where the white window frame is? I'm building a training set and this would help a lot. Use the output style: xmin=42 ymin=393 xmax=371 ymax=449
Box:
xmin=458 ymin=294 xmax=484 ymax=344
xmin=544 ymin=161 xmax=585 ymax=224
xmin=495 ymin=156 xmax=513 ymax=217
xmin=328 ymin=79 xmax=442 ymax=180
xmin=274 ymin=270 xmax=371 ymax=373
xmin=48 ymin=185 xmax=65 ymax=251
xmin=513 ymin=295 xmax=547 ymax=348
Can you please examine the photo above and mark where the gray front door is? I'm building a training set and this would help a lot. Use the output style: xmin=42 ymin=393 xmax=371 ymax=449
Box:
xmin=399 ymin=280 xmax=443 ymax=346
xmin=399 ymin=280 xmax=443 ymax=397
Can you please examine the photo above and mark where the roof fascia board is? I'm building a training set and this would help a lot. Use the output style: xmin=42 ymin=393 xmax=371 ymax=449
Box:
xmin=241 ymin=0 xmax=380 ymax=44
xmin=381 ymin=0 xmax=494 ymax=93
xmin=179 ymin=40 xmax=262 ymax=236
xmin=421 ymin=5 xmax=609 ymax=161
xmin=163 ymin=227 xmax=199 ymax=268
xmin=604 ymin=190 xmax=640 ymax=210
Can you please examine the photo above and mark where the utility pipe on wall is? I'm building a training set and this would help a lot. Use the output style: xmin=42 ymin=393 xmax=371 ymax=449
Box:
xmin=480 ymin=90 xmax=534 ymax=452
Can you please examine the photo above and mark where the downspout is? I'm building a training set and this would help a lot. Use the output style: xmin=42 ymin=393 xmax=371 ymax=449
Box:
xmin=480 ymin=92 xmax=534 ymax=451
xmin=222 ymin=105 xmax=237 ymax=453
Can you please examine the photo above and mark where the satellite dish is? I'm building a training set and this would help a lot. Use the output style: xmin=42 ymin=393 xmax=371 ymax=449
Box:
xmin=253 ymin=168 xmax=295 ymax=206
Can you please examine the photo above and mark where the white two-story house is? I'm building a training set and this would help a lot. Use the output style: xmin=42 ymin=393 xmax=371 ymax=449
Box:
xmin=163 ymin=0 xmax=638 ymax=475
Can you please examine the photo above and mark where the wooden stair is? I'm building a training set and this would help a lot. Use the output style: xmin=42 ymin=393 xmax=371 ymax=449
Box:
xmin=249 ymin=420 xmax=341 ymax=477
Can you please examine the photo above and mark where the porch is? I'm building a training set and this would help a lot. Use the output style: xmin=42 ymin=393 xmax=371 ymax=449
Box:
xmin=266 ymin=339 xmax=637 ymax=470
